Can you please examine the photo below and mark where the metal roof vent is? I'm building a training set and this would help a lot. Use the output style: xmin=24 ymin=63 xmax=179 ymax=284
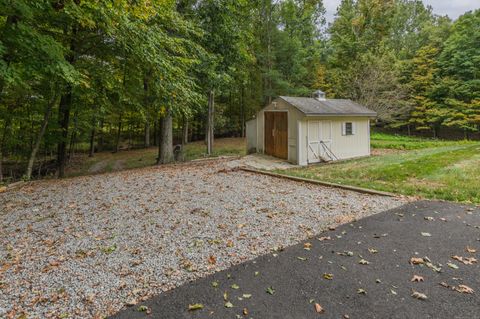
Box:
xmin=313 ymin=90 xmax=326 ymax=101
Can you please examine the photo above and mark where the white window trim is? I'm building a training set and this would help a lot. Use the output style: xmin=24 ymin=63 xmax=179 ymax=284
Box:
xmin=342 ymin=122 xmax=355 ymax=136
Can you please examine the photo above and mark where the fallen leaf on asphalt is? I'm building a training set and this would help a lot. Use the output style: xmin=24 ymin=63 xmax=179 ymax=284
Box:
xmin=297 ymin=257 xmax=307 ymax=261
xmin=411 ymin=291 xmax=427 ymax=300
xmin=266 ymin=286 xmax=275 ymax=295
xmin=242 ymin=294 xmax=252 ymax=299
xmin=224 ymin=291 xmax=228 ymax=301
xmin=254 ymin=271 xmax=260 ymax=276
xmin=212 ymin=281 xmax=219 ymax=288
xmin=225 ymin=301 xmax=233 ymax=308
xmin=188 ymin=303 xmax=204 ymax=311
xmin=337 ymin=251 xmax=353 ymax=257
xmin=357 ymin=288 xmax=366 ymax=295
xmin=440 ymin=217 xmax=447 ymax=222
xmin=421 ymin=232 xmax=432 ymax=237
xmin=323 ymin=273 xmax=334 ymax=280
xmin=440 ymin=282 xmax=450 ymax=288
xmin=318 ymin=236 xmax=331 ymax=241
xmin=314 ymin=303 xmax=324 ymax=313
xmin=452 ymin=255 xmax=477 ymax=265
xmin=328 ymin=226 xmax=336 ymax=231
xmin=358 ymin=259 xmax=370 ymax=265
xmin=391 ymin=289 xmax=397 ymax=295
xmin=463 ymin=257 xmax=477 ymax=264
xmin=231 ymin=284 xmax=240 ymax=290
xmin=466 ymin=246 xmax=476 ymax=253
xmin=137 ymin=305 xmax=148 ymax=312
xmin=368 ymin=248 xmax=378 ymax=254
xmin=410 ymin=257 xmax=424 ymax=265
xmin=424 ymin=217 xmax=435 ymax=221
xmin=411 ymin=275 xmax=424 ymax=282
xmin=447 ymin=263 xmax=459 ymax=269
xmin=455 ymin=284 xmax=474 ymax=294
xmin=243 ymin=308 xmax=249 ymax=315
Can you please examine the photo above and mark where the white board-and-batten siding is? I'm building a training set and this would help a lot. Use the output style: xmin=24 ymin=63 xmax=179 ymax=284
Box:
xmin=246 ymin=97 xmax=373 ymax=165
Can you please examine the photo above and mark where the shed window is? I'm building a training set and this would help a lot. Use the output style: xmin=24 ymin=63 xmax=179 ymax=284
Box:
xmin=343 ymin=122 xmax=354 ymax=135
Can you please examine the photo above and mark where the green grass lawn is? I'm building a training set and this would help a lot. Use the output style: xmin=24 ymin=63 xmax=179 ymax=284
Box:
xmin=371 ymin=132 xmax=476 ymax=150
xmin=66 ymin=137 xmax=246 ymax=177
xmin=277 ymin=134 xmax=480 ymax=204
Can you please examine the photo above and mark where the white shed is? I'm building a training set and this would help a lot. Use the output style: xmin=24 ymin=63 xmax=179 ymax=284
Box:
xmin=246 ymin=91 xmax=377 ymax=165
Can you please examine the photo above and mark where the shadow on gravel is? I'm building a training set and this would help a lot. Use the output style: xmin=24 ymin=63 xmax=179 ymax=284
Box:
xmin=110 ymin=200 xmax=480 ymax=319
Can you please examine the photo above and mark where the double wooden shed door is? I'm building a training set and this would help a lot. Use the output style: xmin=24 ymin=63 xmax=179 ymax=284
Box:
xmin=264 ymin=111 xmax=288 ymax=160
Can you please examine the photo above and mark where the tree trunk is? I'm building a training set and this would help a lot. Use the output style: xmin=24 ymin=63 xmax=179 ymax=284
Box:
xmin=89 ymin=126 xmax=96 ymax=157
xmin=114 ymin=113 xmax=123 ymax=153
xmin=144 ymin=75 xmax=150 ymax=148
xmin=182 ymin=115 xmax=189 ymax=145
xmin=26 ymin=96 xmax=56 ymax=180
xmin=57 ymin=26 xmax=76 ymax=178
xmin=153 ymin=118 xmax=158 ymax=146
xmin=145 ymin=120 xmax=150 ymax=148
xmin=57 ymin=89 xmax=72 ymax=178
xmin=0 ymin=115 xmax=12 ymax=183
xmin=241 ymin=85 xmax=245 ymax=138
xmin=98 ymin=119 xmax=104 ymax=152
xmin=158 ymin=108 xmax=173 ymax=164
xmin=207 ymin=90 xmax=215 ymax=155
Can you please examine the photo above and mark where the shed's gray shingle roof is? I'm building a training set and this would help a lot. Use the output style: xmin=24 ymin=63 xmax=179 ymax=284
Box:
xmin=279 ymin=96 xmax=377 ymax=116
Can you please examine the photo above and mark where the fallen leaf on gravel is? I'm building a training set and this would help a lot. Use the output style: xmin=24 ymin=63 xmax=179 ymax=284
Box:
xmin=410 ymin=257 xmax=424 ymax=265
xmin=212 ymin=281 xmax=219 ymax=288
xmin=466 ymin=246 xmax=476 ymax=253
xmin=357 ymin=288 xmax=366 ymax=295
xmin=188 ymin=303 xmax=204 ymax=311
xmin=126 ymin=299 xmax=137 ymax=306
xmin=411 ymin=275 xmax=424 ymax=282
xmin=304 ymin=243 xmax=312 ymax=250
xmin=314 ymin=303 xmax=324 ymax=313
xmin=447 ymin=263 xmax=459 ymax=269
xmin=421 ymin=232 xmax=432 ymax=237
xmin=266 ymin=286 xmax=275 ymax=295
xmin=328 ymin=226 xmax=336 ymax=231
xmin=323 ymin=273 xmax=333 ymax=280
xmin=358 ymin=259 xmax=370 ymax=265
xmin=226 ymin=240 xmax=234 ymax=247
xmin=455 ymin=285 xmax=474 ymax=294
xmin=318 ymin=236 xmax=331 ymax=241
xmin=412 ymin=291 xmax=428 ymax=300
xmin=208 ymin=255 xmax=217 ymax=265
xmin=49 ymin=260 xmax=61 ymax=267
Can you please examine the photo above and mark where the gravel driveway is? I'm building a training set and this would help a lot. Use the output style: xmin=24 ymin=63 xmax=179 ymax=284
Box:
xmin=0 ymin=160 xmax=406 ymax=318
